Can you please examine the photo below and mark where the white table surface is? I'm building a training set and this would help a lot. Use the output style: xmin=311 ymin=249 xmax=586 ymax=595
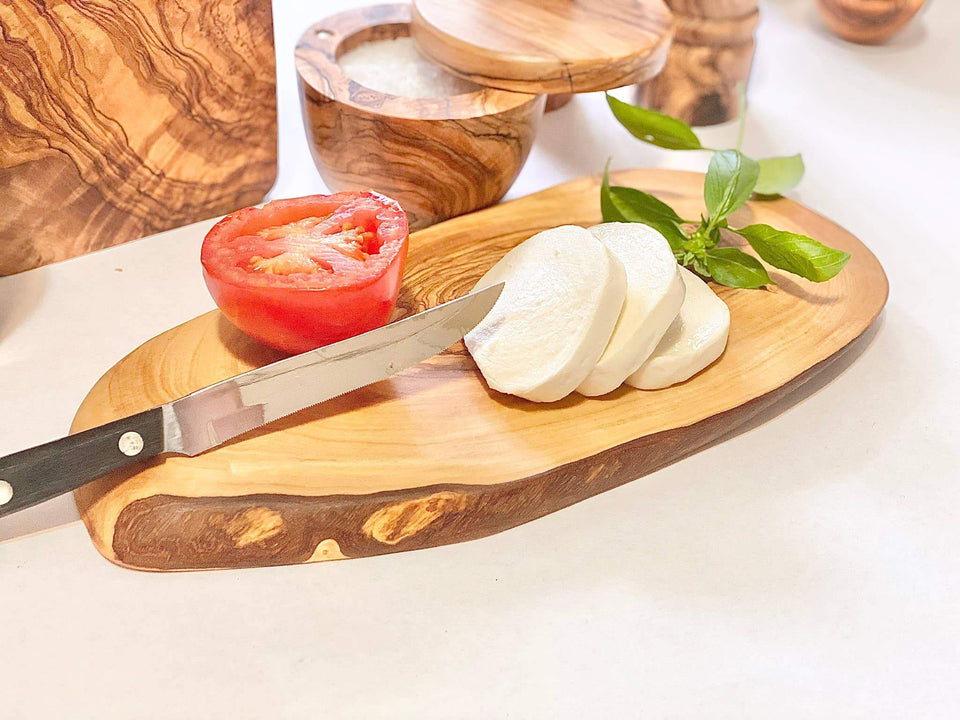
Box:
xmin=2 ymin=1 xmax=958 ymax=717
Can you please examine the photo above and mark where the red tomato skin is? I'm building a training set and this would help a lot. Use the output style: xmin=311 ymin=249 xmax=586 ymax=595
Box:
xmin=201 ymin=193 xmax=408 ymax=355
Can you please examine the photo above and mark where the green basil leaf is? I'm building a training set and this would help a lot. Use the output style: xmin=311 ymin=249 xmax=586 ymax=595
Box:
xmin=607 ymin=186 xmax=689 ymax=253
xmin=755 ymin=154 xmax=805 ymax=196
xmin=605 ymin=185 xmax=683 ymax=225
xmin=600 ymin=162 xmax=688 ymax=253
xmin=606 ymin=94 xmax=702 ymax=151
xmin=704 ymin=247 xmax=772 ymax=289
xmin=690 ymin=255 xmax=709 ymax=278
xmin=600 ymin=160 xmax=626 ymax=223
xmin=735 ymin=224 xmax=851 ymax=282
xmin=704 ymin=150 xmax=760 ymax=224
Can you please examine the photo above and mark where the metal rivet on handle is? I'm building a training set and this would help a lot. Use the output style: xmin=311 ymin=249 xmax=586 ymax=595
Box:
xmin=0 ymin=480 xmax=12 ymax=506
xmin=118 ymin=431 xmax=144 ymax=457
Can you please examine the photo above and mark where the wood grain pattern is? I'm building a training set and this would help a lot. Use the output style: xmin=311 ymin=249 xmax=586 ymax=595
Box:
xmin=816 ymin=0 xmax=926 ymax=44
xmin=0 ymin=0 xmax=277 ymax=275
xmin=296 ymin=4 xmax=544 ymax=232
xmin=636 ymin=0 xmax=758 ymax=126
xmin=71 ymin=169 xmax=888 ymax=572
xmin=410 ymin=0 xmax=674 ymax=95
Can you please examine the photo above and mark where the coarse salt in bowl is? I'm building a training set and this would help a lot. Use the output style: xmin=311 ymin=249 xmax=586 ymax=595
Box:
xmin=338 ymin=36 xmax=482 ymax=98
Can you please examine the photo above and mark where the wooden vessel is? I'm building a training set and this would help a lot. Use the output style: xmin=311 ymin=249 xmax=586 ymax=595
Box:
xmin=636 ymin=0 xmax=759 ymax=126
xmin=0 ymin=0 xmax=277 ymax=275
xmin=816 ymin=0 xmax=926 ymax=44
xmin=72 ymin=169 xmax=888 ymax=572
xmin=296 ymin=4 xmax=544 ymax=232
xmin=297 ymin=0 xmax=674 ymax=230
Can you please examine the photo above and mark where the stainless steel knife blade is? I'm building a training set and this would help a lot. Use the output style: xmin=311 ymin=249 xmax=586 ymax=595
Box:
xmin=163 ymin=283 xmax=503 ymax=456
xmin=0 ymin=283 xmax=502 ymax=518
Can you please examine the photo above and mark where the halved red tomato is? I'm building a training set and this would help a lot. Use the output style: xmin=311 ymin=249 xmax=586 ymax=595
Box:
xmin=201 ymin=192 xmax=408 ymax=354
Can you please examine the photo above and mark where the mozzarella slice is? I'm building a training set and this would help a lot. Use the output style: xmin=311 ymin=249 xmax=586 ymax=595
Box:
xmin=464 ymin=225 xmax=626 ymax=402
xmin=626 ymin=266 xmax=730 ymax=390
xmin=577 ymin=223 xmax=685 ymax=396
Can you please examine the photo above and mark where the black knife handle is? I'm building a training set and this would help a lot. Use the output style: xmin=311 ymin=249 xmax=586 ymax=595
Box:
xmin=0 ymin=408 xmax=165 ymax=518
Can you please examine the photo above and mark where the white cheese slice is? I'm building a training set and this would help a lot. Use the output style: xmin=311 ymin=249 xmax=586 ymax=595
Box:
xmin=626 ymin=266 xmax=730 ymax=390
xmin=577 ymin=223 xmax=685 ymax=396
xmin=464 ymin=225 xmax=626 ymax=402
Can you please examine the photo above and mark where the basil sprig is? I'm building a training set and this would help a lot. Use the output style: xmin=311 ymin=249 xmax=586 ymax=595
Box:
xmin=601 ymin=91 xmax=849 ymax=289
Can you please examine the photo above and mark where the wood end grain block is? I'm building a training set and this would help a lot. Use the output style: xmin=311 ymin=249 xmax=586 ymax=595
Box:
xmin=0 ymin=0 xmax=278 ymax=275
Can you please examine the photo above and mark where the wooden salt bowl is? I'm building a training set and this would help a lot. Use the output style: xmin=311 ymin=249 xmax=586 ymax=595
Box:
xmin=816 ymin=0 xmax=926 ymax=44
xmin=637 ymin=0 xmax=760 ymax=126
xmin=295 ymin=4 xmax=545 ymax=232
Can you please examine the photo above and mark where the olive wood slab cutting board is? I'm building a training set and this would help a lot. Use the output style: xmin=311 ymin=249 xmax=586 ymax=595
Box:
xmin=72 ymin=169 xmax=888 ymax=571
xmin=0 ymin=0 xmax=277 ymax=275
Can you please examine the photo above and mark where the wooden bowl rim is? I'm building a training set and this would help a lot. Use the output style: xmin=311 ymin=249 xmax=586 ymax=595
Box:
xmin=294 ymin=3 xmax=540 ymax=121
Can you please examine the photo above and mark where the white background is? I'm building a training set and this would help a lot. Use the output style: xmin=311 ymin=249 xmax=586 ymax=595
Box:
xmin=2 ymin=0 xmax=958 ymax=717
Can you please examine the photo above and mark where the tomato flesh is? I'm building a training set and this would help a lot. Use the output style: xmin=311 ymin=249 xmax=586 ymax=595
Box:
xmin=201 ymin=192 xmax=408 ymax=354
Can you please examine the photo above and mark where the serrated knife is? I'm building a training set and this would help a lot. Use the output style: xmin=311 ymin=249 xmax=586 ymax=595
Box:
xmin=0 ymin=283 xmax=503 ymax=519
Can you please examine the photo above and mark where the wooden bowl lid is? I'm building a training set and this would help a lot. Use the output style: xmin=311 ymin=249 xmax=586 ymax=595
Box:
xmin=410 ymin=0 xmax=675 ymax=94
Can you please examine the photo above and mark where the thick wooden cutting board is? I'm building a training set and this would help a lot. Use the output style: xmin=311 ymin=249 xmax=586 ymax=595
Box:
xmin=0 ymin=0 xmax=277 ymax=275
xmin=72 ymin=169 xmax=888 ymax=571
